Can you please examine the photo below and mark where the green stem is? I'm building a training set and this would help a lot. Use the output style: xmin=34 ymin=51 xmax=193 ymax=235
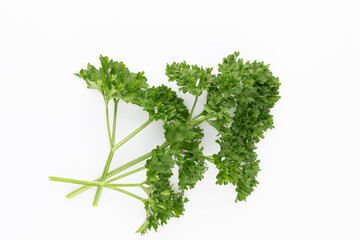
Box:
xmin=50 ymin=176 xmax=105 ymax=187
xmin=66 ymin=153 xmax=149 ymax=199
xmin=107 ymin=183 xmax=142 ymax=187
xmin=66 ymin=142 xmax=168 ymax=199
xmin=188 ymin=95 xmax=199 ymax=120
xmin=114 ymin=117 xmax=153 ymax=150
xmin=50 ymin=177 xmax=145 ymax=202
xmin=189 ymin=116 xmax=211 ymax=124
xmin=191 ymin=120 xmax=206 ymax=128
xmin=106 ymin=186 xmax=145 ymax=203
xmin=93 ymin=100 xmax=119 ymax=206
xmin=191 ymin=111 xmax=205 ymax=121
xmin=93 ymin=149 xmax=115 ymax=206
xmin=99 ymin=149 xmax=116 ymax=182
xmin=106 ymin=166 xmax=146 ymax=183
xmin=205 ymin=156 xmax=215 ymax=164
xmin=49 ymin=176 xmax=142 ymax=187
xmin=111 ymin=100 xmax=119 ymax=146
xmin=105 ymin=101 xmax=112 ymax=146
xmin=56 ymin=102 xmax=214 ymax=204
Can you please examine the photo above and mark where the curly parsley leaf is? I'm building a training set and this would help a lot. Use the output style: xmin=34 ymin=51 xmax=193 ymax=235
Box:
xmin=209 ymin=52 xmax=281 ymax=201
xmin=133 ymin=85 xmax=189 ymax=121
xmin=53 ymin=52 xmax=280 ymax=234
xmin=74 ymin=55 xmax=148 ymax=103
xmin=138 ymin=146 xmax=186 ymax=234
xmin=166 ymin=61 xmax=216 ymax=96
xmin=163 ymin=120 xmax=207 ymax=190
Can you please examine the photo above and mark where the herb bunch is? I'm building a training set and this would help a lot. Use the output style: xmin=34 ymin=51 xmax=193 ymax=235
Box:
xmin=49 ymin=52 xmax=280 ymax=234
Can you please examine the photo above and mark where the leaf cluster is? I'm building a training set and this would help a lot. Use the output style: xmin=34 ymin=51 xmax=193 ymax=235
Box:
xmin=137 ymin=146 xmax=186 ymax=234
xmin=208 ymin=52 xmax=281 ymax=201
xmin=73 ymin=52 xmax=280 ymax=233
xmin=139 ymin=120 xmax=207 ymax=234
xmin=133 ymin=85 xmax=189 ymax=121
xmin=163 ymin=52 xmax=280 ymax=202
xmin=163 ymin=120 xmax=207 ymax=190
xmin=75 ymin=56 xmax=189 ymax=122
xmin=166 ymin=61 xmax=216 ymax=96
xmin=75 ymin=55 xmax=148 ymax=103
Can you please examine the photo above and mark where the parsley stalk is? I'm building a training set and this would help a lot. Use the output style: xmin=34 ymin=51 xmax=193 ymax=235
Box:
xmin=93 ymin=101 xmax=153 ymax=206
xmin=49 ymin=176 xmax=143 ymax=188
xmin=188 ymin=116 xmax=212 ymax=124
xmin=105 ymin=100 xmax=112 ymax=146
xmin=57 ymin=112 xmax=209 ymax=202
xmin=106 ymin=187 xmax=146 ymax=202
xmin=190 ymin=111 xmax=205 ymax=121
xmin=93 ymin=99 xmax=119 ymax=206
xmin=65 ymin=143 xmax=167 ymax=199
xmin=188 ymin=95 xmax=198 ymax=120
xmin=114 ymin=117 xmax=153 ymax=150
xmin=59 ymin=112 xmax=209 ymax=198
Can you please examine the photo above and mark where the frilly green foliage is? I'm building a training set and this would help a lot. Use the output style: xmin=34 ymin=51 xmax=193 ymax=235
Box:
xmin=209 ymin=52 xmax=281 ymax=201
xmin=138 ymin=146 xmax=186 ymax=233
xmin=74 ymin=55 xmax=148 ymax=103
xmin=132 ymin=85 xmax=189 ymax=122
xmin=71 ymin=52 xmax=280 ymax=234
xmin=164 ymin=120 xmax=207 ymax=191
xmin=166 ymin=61 xmax=216 ymax=96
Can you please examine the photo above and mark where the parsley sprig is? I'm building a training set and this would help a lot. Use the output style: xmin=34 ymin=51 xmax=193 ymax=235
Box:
xmin=49 ymin=52 xmax=280 ymax=234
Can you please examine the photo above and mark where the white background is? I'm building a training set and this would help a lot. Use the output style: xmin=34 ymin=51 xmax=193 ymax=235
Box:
xmin=1 ymin=0 xmax=359 ymax=239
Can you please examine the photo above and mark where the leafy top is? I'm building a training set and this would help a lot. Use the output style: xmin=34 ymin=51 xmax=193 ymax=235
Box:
xmin=132 ymin=85 xmax=189 ymax=122
xmin=166 ymin=61 xmax=216 ymax=96
xmin=74 ymin=55 xmax=148 ymax=103
xmin=138 ymin=146 xmax=186 ymax=234
xmin=163 ymin=120 xmax=207 ymax=190
xmin=207 ymin=52 xmax=281 ymax=201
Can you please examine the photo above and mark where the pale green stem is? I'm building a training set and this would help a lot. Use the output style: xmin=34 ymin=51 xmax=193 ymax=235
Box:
xmin=66 ymin=153 xmax=149 ymax=199
xmin=93 ymin=149 xmax=115 ymax=206
xmin=105 ymin=101 xmax=112 ymax=146
xmin=65 ymin=113 xmax=208 ymax=203
xmin=114 ymin=118 xmax=153 ymax=150
xmin=107 ymin=183 xmax=141 ymax=187
xmin=189 ymin=116 xmax=211 ymax=124
xmin=106 ymin=166 xmax=146 ymax=183
xmin=93 ymin=100 xmax=119 ymax=206
xmin=50 ymin=177 xmax=144 ymax=202
xmin=188 ymin=95 xmax=199 ymax=120
xmin=191 ymin=111 xmax=205 ymax=121
xmin=50 ymin=177 xmax=104 ymax=186
xmin=49 ymin=176 xmax=142 ymax=187
xmin=52 ymin=101 xmax=215 ymax=203
xmin=111 ymin=100 xmax=119 ymax=146
xmin=106 ymin=186 xmax=145 ymax=203
xmin=205 ymin=156 xmax=215 ymax=164
xmin=66 ymin=142 xmax=168 ymax=199
xmin=63 ymin=110 xmax=211 ymax=203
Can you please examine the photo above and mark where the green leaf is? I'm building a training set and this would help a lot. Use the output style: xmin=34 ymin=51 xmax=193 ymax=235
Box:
xmin=163 ymin=120 xmax=207 ymax=190
xmin=139 ymin=146 xmax=186 ymax=234
xmin=207 ymin=52 xmax=281 ymax=201
xmin=74 ymin=55 xmax=148 ymax=103
xmin=133 ymin=85 xmax=189 ymax=121
xmin=166 ymin=61 xmax=216 ymax=96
